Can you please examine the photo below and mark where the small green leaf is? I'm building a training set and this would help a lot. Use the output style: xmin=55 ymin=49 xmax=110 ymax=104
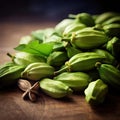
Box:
xmin=14 ymin=44 xmax=26 ymax=50
xmin=14 ymin=40 xmax=54 ymax=57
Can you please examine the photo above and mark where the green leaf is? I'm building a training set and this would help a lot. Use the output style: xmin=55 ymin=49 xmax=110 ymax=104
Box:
xmin=14 ymin=40 xmax=54 ymax=57
xmin=14 ymin=44 xmax=26 ymax=50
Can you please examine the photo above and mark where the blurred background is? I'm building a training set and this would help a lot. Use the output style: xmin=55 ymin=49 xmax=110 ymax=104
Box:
xmin=0 ymin=0 xmax=120 ymax=22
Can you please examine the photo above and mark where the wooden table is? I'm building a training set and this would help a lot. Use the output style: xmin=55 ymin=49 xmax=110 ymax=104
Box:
xmin=0 ymin=18 xmax=120 ymax=120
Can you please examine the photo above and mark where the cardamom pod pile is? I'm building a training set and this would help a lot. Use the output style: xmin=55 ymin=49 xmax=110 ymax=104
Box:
xmin=1 ymin=12 xmax=120 ymax=105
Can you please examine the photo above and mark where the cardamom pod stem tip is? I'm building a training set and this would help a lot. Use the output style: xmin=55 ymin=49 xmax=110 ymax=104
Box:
xmin=54 ymin=66 xmax=68 ymax=76
xmin=95 ymin=62 xmax=102 ymax=68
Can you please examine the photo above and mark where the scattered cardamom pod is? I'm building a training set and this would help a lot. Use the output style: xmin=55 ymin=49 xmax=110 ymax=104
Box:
xmin=0 ymin=62 xmax=25 ymax=89
xmin=21 ymin=62 xmax=55 ymax=81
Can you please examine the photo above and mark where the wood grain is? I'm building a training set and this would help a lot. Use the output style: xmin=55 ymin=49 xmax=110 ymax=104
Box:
xmin=0 ymin=19 xmax=120 ymax=120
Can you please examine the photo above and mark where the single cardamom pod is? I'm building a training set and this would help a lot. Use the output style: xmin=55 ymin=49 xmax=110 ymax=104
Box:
xmin=0 ymin=62 xmax=25 ymax=89
xmin=21 ymin=62 xmax=55 ymax=81
xmin=39 ymin=78 xmax=73 ymax=98
xmin=84 ymin=79 xmax=108 ymax=105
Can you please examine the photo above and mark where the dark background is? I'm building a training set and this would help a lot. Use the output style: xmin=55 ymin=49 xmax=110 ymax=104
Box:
xmin=0 ymin=0 xmax=120 ymax=21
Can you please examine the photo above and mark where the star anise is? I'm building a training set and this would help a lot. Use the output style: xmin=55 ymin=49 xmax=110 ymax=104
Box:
xmin=18 ymin=79 xmax=40 ymax=102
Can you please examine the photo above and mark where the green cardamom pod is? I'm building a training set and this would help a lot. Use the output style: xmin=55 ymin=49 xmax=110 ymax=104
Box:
xmin=84 ymin=79 xmax=108 ymax=105
xmin=71 ymin=27 xmax=109 ymax=49
xmin=31 ymin=28 xmax=55 ymax=42
xmin=95 ymin=12 xmax=119 ymax=24
xmin=106 ymin=37 xmax=120 ymax=61
xmin=39 ymin=78 xmax=73 ymax=98
xmin=0 ymin=62 xmax=25 ymax=89
xmin=47 ymin=51 xmax=68 ymax=68
xmin=21 ymin=62 xmax=55 ymax=81
xmin=69 ymin=13 xmax=95 ymax=26
xmin=7 ymin=52 xmax=46 ymax=67
xmin=19 ymin=35 xmax=33 ymax=44
xmin=63 ymin=22 xmax=86 ymax=36
xmin=54 ymin=52 xmax=105 ymax=75
xmin=65 ymin=43 xmax=82 ymax=58
xmin=92 ymin=49 xmax=116 ymax=65
xmin=102 ymin=16 xmax=120 ymax=25
xmin=95 ymin=62 xmax=120 ymax=90
xmin=55 ymin=19 xmax=74 ymax=35
xmin=103 ymin=23 xmax=120 ymax=37
xmin=54 ymin=72 xmax=91 ymax=91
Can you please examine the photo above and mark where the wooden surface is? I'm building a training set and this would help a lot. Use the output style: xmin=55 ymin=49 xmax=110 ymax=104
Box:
xmin=0 ymin=18 xmax=120 ymax=120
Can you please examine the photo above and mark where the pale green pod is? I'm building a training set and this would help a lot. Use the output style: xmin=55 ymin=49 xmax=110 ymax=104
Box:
xmin=69 ymin=13 xmax=95 ymax=26
xmin=106 ymin=37 xmax=120 ymax=60
xmin=54 ymin=52 xmax=105 ymax=75
xmin=21 ymin=62 xmax=55 ymax=81
xmin=39 ymin=78 xmax=73 ymax=98
xmin=92 ymin=49 xmax=116 ymax=65
xmin=71 ymin=27 xmax=109 ymax=49
xmin=102 ymin=16 xmax=120 ymax=25
xmin=19 ymin=35 xmax=33 ymax=44
xmin=31 ymin=28 xmax=55 ymax=42
xmin=106 ymin=37 xmax=119 ymax=55
xmin=65 ymin=45 xmax=82 ymax=58
xmin=43 ymin=34 xmax=62 ymax=43
xmin=47 ymin=51 xmax=68 ymax=67
xmin=10 ymin=52 xmax=46 ymax=67
xmin=84 ymin=79 xmax=108 ymax=105
xmin=55 ymin=19 xmax=74 ymax=35
xmin=43 ymin=34 xmax=66 ymax=51
xmin=31 ymin=29 xmax=45 ymax=42
xmin=95 ymin=12 xmax=119 ymax=24
xmin=68 ymin=52 xmax=105 ymax=71
xmin=103 ymin=23 xmax=120 ymax=37
xmin=54 ymin=72 xmax=91 ymax=91
xmin=96 ymin=62 xmax=120 ymax=90
xmin=63 ymin=22 xmax=86 ymax=36
xmin=92 ymin=14 xmax=99 ymax=21
xmin=0 ymin=62 xmax=25 ymax=89
xmin=77 ymin=13 xmax=95 ymax=26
